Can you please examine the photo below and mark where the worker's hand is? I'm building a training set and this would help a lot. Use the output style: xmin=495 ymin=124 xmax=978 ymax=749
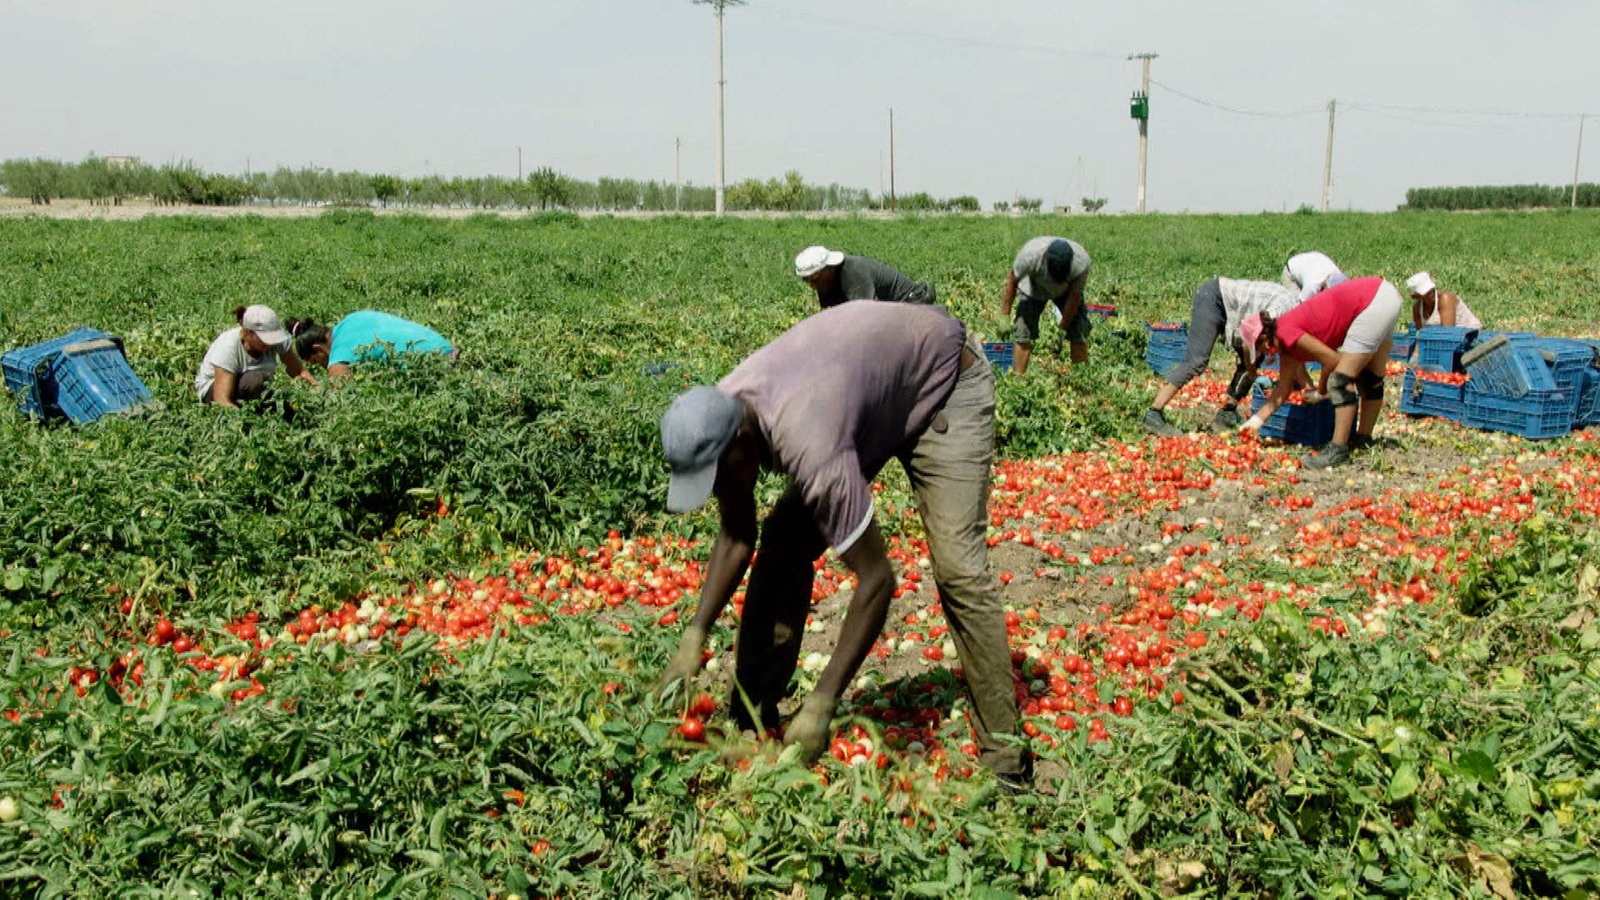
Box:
xmin=1240 ymin=414 xmax=1266 ymax=433
xmin=784 ymin=693 xmax=837 ymax=766
xmin=653 ymin=625 xmax=708 ymax=703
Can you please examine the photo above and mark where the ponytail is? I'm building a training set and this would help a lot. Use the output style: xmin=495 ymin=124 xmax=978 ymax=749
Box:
xmin=287 ymin=318 xmax=331 ymax=359
xmin=1259 ymin=312 xmax=1279 ymax=347
xmin=232 ymin=305 xmax=248 ymax=324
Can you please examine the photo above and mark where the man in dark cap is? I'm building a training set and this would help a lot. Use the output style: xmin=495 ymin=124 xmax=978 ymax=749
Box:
xmin=1000 ymin=236 xmax=1093 ymax=372
xmin=654 ymin=300 xmax=1029 ymax=790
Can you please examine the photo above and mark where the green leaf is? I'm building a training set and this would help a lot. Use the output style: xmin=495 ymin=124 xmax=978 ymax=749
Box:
xmin=1455 ymin=749 xmax=1498 ymax=784
xmin=1388 ymin=761 xmax=1420 ymax=801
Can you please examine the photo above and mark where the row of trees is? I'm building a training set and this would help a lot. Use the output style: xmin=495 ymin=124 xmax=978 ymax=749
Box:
xmin=1404 ymin=183 xmax=1600 ymax=210
xmin=0 ymin=156 xmax=1032 ymax=214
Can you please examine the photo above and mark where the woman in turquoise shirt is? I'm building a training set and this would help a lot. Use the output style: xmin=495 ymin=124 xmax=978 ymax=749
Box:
xmin=288 ymin=311 xmax=455 ymax=376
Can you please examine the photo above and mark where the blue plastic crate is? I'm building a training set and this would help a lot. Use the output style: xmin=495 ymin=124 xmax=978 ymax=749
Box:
xmin=1413 ymin=325 xmax=1475 ymax=372
xmin=1462 ymin=337 xmax=1557 ymax=398
xmin=1534 ymin=338 xmax=1599 ymax=405
xmin=1251 ymin=383 xmax=1335 ymax=446
xmin=2 ymin=328 xmax=119 ymax=419
xmin=1388 ymin=328 xmax=1418 ymax=362
xmin=982 ymin=341 xmax=1014 ymax=372
xmin=49 ymin=340 xmax=154 ymax=424
xmin=1463 ymin=385 xmax=1573 ymax=439
xmin=1400 ymin=369 xmax=1467 ymax=421
xmin=1578 ymin=368 xmax=1600 ymax=427
xmin=1085 ymin=303 xmax=1117 ymax=319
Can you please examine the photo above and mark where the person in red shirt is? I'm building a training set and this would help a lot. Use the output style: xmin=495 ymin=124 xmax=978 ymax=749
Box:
xmin=1238 ymin=276 xmax=1403 ymax=469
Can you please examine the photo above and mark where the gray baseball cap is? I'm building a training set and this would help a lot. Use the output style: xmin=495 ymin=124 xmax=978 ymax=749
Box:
xmin=661 ymin=386 xmax=744 ymax=513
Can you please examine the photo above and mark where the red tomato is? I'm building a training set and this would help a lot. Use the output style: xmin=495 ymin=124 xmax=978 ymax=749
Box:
xmin=679 ymin=717 xmax=705 ymax=742
xmin=689 ymin=693 xmax=716 ymax=719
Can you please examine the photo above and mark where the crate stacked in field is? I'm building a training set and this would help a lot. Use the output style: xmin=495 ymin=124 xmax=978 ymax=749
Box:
xmin=2 ymin=328 xmax=153 ymax=424
xmin=1579 ymin=367 xmax=1600 ymax=428
xmin=1249 ymin=382 xmax=1334 ymax=447
xmin=1411 ymin=325 xmax=1476 ymax=373
xmin=1144 ymin=323 xmax=1187 ymax=378
xmin=982 ymin=341 xmax=1014 ymax=372
xmin=1388 ymin=324 xmax=1419 ymax=362
xmin=1399 ymin=368 xmax=1468 ymax=421
xmin=1560 ymin=337 xmax=1600 ymax=428
xmin=1458 ymin=334 xmax=1574 ymax=439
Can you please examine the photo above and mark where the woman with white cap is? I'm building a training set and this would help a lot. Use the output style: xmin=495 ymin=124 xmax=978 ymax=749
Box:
xmin=195 ymin=304 xmax=316 ymax=407
xmin=1407 ymin=272 xmax=1482 ymax=329
xmin=1239 ymin=276 xmax=1404 ymax=469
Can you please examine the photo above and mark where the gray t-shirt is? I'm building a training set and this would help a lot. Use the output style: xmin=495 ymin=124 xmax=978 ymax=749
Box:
xmin=818 ymin=255 xmax=934 ymax=308
xmin=194 ymin=327 xmax=287 ymax=401
xmin=718 ymin=301 xmax=965 ymax=552
xmin=1013 ymin=237 xmax=1091 ymax=303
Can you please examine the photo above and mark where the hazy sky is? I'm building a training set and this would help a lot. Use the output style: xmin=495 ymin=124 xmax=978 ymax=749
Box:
xmin=3 ymin=1 xmax=1595 ymax=213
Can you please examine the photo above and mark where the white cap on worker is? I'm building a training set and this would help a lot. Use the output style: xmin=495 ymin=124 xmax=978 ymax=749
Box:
xmin=1406 ymin=272 xmax=1436 ymax=297
xmin=794 ymin=245 xmax=844 ymax=279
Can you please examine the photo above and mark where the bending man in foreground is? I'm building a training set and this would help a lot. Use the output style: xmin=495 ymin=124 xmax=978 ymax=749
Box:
xmin=654 ymin=301 xmax=1028 ymax=786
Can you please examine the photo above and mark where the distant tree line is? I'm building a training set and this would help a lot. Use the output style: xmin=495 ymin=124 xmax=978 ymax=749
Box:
xmin=1404 ymin=183 xmax=1600 ymax=211
xmin=0 ymin=156 xmax=988 ymax=214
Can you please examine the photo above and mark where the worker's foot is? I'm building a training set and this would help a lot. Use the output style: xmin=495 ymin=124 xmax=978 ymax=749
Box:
xmin=1348 ymin=433 xmax=1375 ymax=452
xmin=1142 ymin=408 xmax=1182 ymax=438
xmin=1304 ymin=443 xmax=1352 ymax=469
xmin=1210 ymin=408 xmax=1243 ymax=432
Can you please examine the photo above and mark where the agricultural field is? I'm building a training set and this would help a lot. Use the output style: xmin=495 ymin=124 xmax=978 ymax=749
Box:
xmin=1 ymin=210 xmax=1598 ymax=898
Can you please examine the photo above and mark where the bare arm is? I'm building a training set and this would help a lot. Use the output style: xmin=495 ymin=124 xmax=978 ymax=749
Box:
xmin=1291 ymin=335 xmax=1341 ymax=393
xmin=1411 ymin=299 xmax=1425 ymax=330
xmin=327 ymin=363 xmax=353 ymax=379
xmin=282 ymin=348 xmax=316 ymax=385
xmin=1253 ymin=356 xmax=1305 ymax=423
xmin=654 ymin=488 xmax=759 ymax=698
xmin=1057 ymin=283 xmax=1085 ymax=333
xmin=211 ymin=368 xmax=239 ymax=408
xmin=1437 ymin=292 xmax=1461 ymax=327
xmin=784 ymin=521 xmax=896 ymax=763
xmin=1000 ymin=270 xmax=1018 ymax=319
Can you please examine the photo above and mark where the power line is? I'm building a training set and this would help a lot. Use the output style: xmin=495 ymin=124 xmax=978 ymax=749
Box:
xmin=1149 ymin=79 xmax=1322 ymax=119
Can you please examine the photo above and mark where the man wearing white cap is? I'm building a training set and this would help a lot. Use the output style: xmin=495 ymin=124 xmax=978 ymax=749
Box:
xmin=654 ymin=300 xmax=1029 ymax=791
xmin=1407 ymin=272 xmax=1482 ymax=329
xmin=195 ymin=304 xmax=316 ymax=407
xmin=793 ymin=245 xmax=936 ymax=309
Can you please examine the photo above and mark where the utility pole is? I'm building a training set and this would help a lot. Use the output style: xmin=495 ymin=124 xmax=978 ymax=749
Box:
xmin=675 ymin=137 xmax=682 ymax=212
xmin=693 ymin=1 xmax=745 ymax=216
xmin=1321 ymin=99 xmax=1336 ymax=212
xmin=888 ymin=108 xmax=897 ymax=211
xmin=517 ymin=147 xmax=522 ymax=181
xmin=1128 ymin=52 xmax=1156 ymax=213
xmin=1573 ymin=114 xmax=1587 ymax=209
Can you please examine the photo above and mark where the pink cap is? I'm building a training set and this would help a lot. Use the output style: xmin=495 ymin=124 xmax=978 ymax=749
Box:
xmin=1239 ymin=314 xmax=1265 ymax=363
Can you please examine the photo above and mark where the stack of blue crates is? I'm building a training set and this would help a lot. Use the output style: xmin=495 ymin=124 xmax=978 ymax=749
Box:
xmin=1460 ymin=333 xmax=1574 ymax=439
xmin=1412 ymin=325 xmax=1476 ymax=373
xmin=1249 ymin=383 xmax=1334 ymax=447
xmin=2 ymin=329 xmax=153 ymax=424
xmin=1402 ymin=325 xmax=1476 ymax=421
xmin=1144 ymin=324 xmax=1187 ymax=378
